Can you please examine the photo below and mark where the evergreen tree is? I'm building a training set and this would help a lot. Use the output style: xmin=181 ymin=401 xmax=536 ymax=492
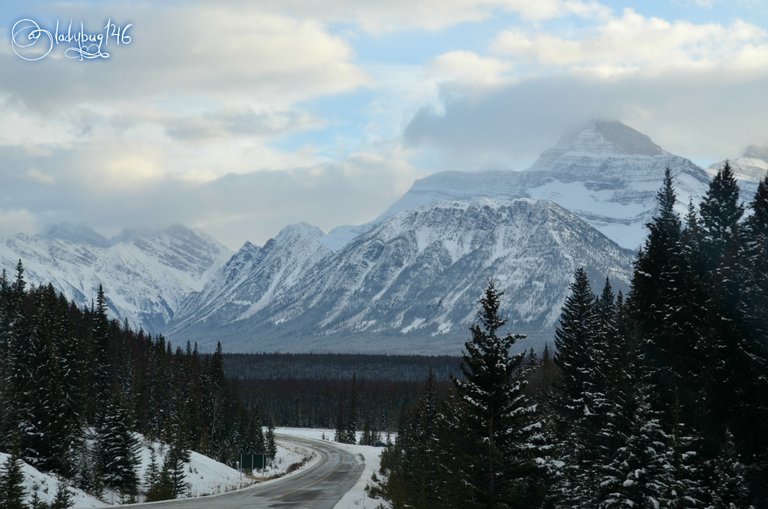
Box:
xmin=163 ymin=445 xmax=189 ymax=499
xmin=51 ymin=479 xmax=74 ymax=509
xmin=699 ymin=161 xmax=744 ymax=269
xmin=630 ymin=169 xmax=706 ymax=421
xmin=346 ymin=375 xmax=358 ymax=444
xmin=550 ymin=268 xmax=601 ymax=506
xmin=0 ymin=449 xmax=27 ymax=509
xmin=732 ymin=175 xmax=768 ymax=503
xmin=143 ymin=447 xmax=160 ymax=498
xmin=380 ymin=371 xmax=441 ymax=509
xmin=95 ymin=397 xmax=140 ymax=502
xmin=447 ymin=281 xmax=542 ymax=508
xmin=334 ymin=397 xmax=346 ymax=443
xmin=265 ymin=419 xmax=277 ymax=460
xmin=90 ymin=285 xmax=113 ymax=416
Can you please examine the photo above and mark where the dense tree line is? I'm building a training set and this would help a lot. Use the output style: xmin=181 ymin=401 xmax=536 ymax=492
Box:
xmin=239 ymin=376 xmax=450 ymax=431
xmin=377 ymin=165 xmax=768 ymax=508
xmin=225 ymin=352 xmax=461 ymax=382
xmin=0 ymin=274 xmax=268 ymax=505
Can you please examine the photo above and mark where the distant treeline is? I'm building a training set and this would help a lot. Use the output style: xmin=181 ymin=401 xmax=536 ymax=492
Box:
xmin=238 ymin=377 xmax=451 ymax=431
xmin=226 ymin=353 xmax=459 ymax=431
xmin=223 ymin=352 xmax=462 ymax=381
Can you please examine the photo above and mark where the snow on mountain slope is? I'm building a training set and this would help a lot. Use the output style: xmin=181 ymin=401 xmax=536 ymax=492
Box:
xmin=169 ymin=223 xmax=332 ymax=335
xmin=373 ymin=120 xmax=711 ymax=251
xmin=167 ymin=198 xmax=634 ymax=354
xmin=707 ymin=145 xmax=767 ymax=203
xmin=0 ymin=224 xmax=231 ymax=334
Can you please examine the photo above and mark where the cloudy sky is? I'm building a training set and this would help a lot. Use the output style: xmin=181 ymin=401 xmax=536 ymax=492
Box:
xmin=1 ymin=0 xmax=767 ymax=248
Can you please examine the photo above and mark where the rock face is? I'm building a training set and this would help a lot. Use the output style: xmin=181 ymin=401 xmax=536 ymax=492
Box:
xmin=169 ymin=223 xmax=332 ymax=334
xmin=166 ymin=199 xmax=634 ymax=354
xmin=0 ymin=224 xmax=231 ymax=334
xmin=375 ymin=120 xmax=711 ymax=250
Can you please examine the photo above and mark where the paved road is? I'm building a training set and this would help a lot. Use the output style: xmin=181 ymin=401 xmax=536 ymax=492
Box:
xmin=127 ymin=435 xmax=365 ymax=509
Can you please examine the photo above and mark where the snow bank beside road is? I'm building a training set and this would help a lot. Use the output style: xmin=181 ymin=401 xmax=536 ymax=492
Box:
xmin=277 ymin=427 xmax=390 ymax=509
xmin=1 ymin=433 xmax=315 ymax=508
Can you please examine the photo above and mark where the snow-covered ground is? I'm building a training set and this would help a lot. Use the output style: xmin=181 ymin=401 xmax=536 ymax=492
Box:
xmin=277 ymin=427 xmax=390 ymax=509
xmin=0 ymin=432 xmax=317 ymax=508
xmin=0 ymin=452 xmax=106 ymax=508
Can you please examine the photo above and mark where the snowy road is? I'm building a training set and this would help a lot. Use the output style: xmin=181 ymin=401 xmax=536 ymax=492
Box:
xmin=127 ymin=435 xmax=365 ymax=509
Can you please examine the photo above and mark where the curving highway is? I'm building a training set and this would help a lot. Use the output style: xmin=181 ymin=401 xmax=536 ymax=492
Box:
xmin=127 ymin=435 xmax=365 ymax=509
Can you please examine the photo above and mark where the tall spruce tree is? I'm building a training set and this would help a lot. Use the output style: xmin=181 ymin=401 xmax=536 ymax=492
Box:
xmin=699 ymin=161 xmax=744 ymax=268
xmin=629 ymin=168 xmax=704 ymax=420
xmin=550 ymin=268 xmax=600 ymax=506
xmin=95 ymin=396 xmax=140 ymax=502
xmin=448 ymin=281 xmax=541 ymax=508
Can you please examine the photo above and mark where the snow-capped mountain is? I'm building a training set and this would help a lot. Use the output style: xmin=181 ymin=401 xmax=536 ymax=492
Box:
xmin=167 ymin=199 xmax=634 ymax=354
xmin=169 ymin=223 xmax=332 ymax=334
xmin=374 ymin=120 xmax=711 ymax=250
xmin=0 ymin=224 xmax=231 ymax=334
xmin=709 ymin=145 xmax=768 ymax=181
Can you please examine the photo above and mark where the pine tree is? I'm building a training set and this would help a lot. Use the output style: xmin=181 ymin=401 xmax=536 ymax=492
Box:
xmin=346 ymin=375 xmax=358 ymax=444
xmin=3 ymin=261 xmax=29 ymax=452
xmin=164 ymin=444 xmax=189 ymax=498
xmin=334 ymin=397 xmax=346 ymax=443
xmin=630 ymin=169 xmax=707 ymax=423
xmin=143 ymin=447 xmax=160 ymax=498
xmin=447 ymin=281 xmax=542 ymax=508
xmin=0 ymin=449 xmax=27 ymax=509
xmin=732 ymin=175 xmax=768 ymax=503
xmin=380 ymin=371 xmax=443 ymax=509
xmin=599 ymin=385 xmax=676 ymax=508
xmin=29 ymin=484 xmax=45 ymax=509
xmin=707 ymin=431 xmax=750 ymax=508
xmin=51 ymin=479 xmax=74 ymax=509
xmin=699 ymin=161 xmax=744 ymax=269
xmin=265 ymin=419 xmax=277 ymax=460
xmin=550 ymin=268 xmax=600 ymax=506
xmin=91 ymin=285 xmax=113 ymax=416
xmin=95 ymin=397 xmax=140 ymax=501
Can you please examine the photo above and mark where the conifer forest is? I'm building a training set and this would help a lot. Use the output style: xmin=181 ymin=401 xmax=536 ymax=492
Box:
xmin=0 ymin=275 xmax=272 ymax=504
xmin=0 ymin=163 xmax=767 ymax=508
xmin=377 ymin=165 xmax=768 ymax=508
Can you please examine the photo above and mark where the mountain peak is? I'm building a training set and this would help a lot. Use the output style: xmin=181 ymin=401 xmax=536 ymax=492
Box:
xmin=275 ymin=223 xmax=325 ymax=242
xmin=43 ymin=223 xmax=110 ymax=247
xmin=552 ymin=120 xmax=666 ymax=157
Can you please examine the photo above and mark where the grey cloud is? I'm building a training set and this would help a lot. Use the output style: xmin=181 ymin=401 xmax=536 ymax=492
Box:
xmin=404 ymin=71 xmax=768 ymax=168
xmin=0 ymin=146 xmax=414 ymax=248
xmin=165 ymin=109 xmax=321 ymax=142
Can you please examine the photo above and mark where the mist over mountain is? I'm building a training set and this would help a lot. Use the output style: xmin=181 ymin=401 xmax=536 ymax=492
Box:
xmin=1 ymin=120 xmax=760 ymax=353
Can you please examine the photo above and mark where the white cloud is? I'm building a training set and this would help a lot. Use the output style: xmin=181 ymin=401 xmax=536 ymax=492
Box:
xmin=0 ymin=5 xmax=368 ymax=111
xmin=429 ymin=51 xmax=512 ymax=85
xmin=254 ymin=0 xmax=609 ymax=34
xmin=492 ymin=9 xmax=768 ymax=75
